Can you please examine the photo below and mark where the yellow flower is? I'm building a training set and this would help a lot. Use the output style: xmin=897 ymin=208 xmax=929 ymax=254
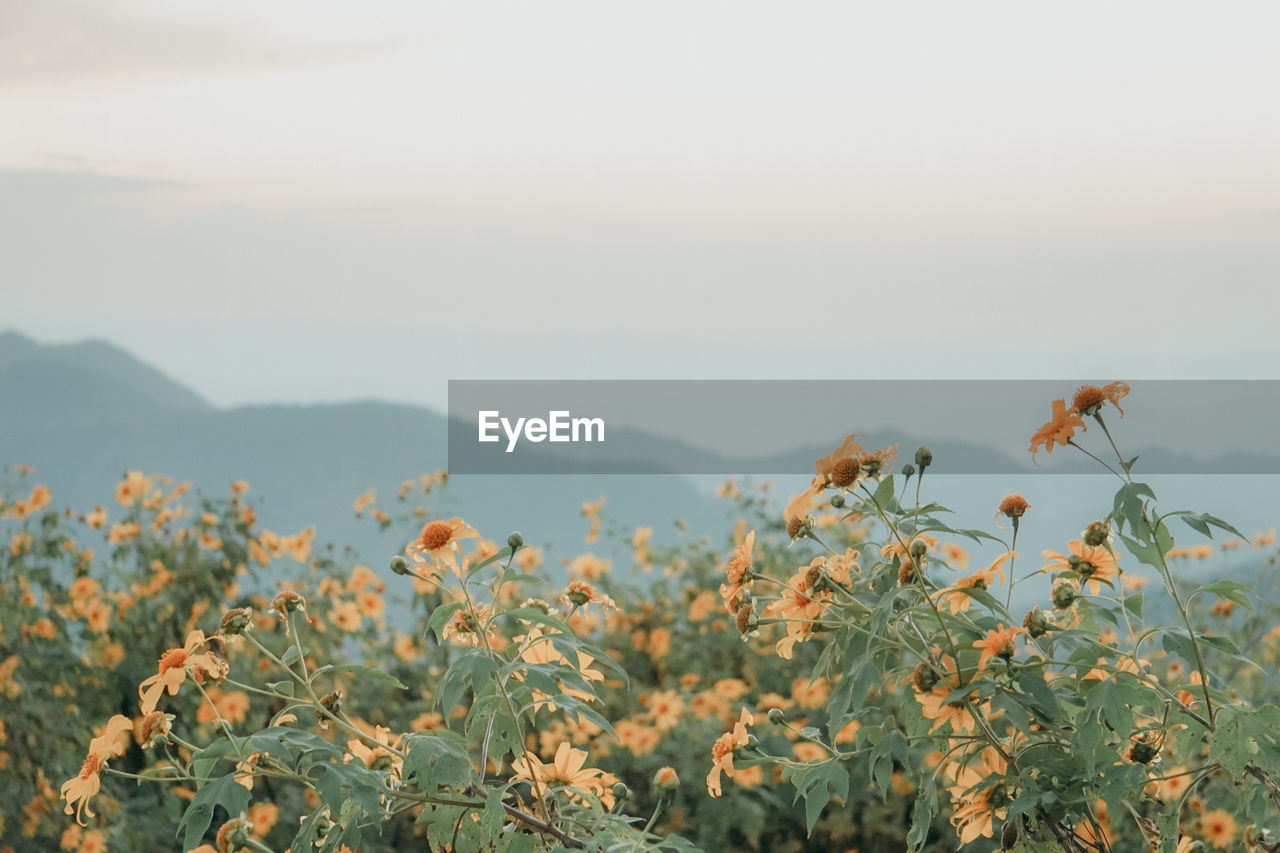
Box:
xmin=1043 ymin=541 xmax=1119 ymax=595
xmin=512 ymin=742 xmax=618 ymax=807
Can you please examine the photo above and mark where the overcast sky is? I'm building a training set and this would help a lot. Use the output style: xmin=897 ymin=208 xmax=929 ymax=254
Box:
xmin=3 ymin=0 xmax=1278 ymax=409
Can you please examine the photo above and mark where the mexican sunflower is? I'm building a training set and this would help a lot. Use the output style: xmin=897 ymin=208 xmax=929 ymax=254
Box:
xmin=1069 ymin=381 xmax=1130 ymax=417
xmin=706 ymin=707 xmax=754 ymax=797
xmin=720 ymin=529 xmax=756 ymax=612
xmin=813 ymin=433 xmax=864 ymax=486
xmin=138 ymin=630 xmax=225 ymax=714
xmin=346 ymin=725 xmax=402 ymax=778
xmin=916 ymin=685 xmax=976 ymax=735
xmin=1043 ymin=540 xmax=1120 ymax=594
xmin=61 ymin=715 xmax=132 ymax=824
xmin=512 ymin=741 xmax=619 ymax=808
xmin=938 ymin=552 xmax=1016 ymax=614
xmin=405 ymin=517 xmax=478 ymax=573
xmin=973 ymin=625 xmax=1024 ymax=670
xmin=1028 ymin=399 xmax=1085 ymax=464
xmin=762 ymin=567 xmax=832 ymax=659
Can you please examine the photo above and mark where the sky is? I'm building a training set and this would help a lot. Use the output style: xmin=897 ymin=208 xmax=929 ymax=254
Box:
xmin=3 ymin=0 xmax=1279 ymax=410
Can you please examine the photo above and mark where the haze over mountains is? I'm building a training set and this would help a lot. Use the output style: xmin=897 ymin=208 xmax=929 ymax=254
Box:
xmin=0 ymin=330 xmax=732 ymax=568
xmin=4 ymin=329 xmax=1279 ymax=596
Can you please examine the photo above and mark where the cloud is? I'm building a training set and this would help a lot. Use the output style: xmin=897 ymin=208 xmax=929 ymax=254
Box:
xmin=0 ymin=0 xmax=373 ymax=87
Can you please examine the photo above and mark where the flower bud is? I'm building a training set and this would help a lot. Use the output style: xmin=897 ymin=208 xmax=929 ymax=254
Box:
xmin=767 ymin=708 xmax=787 ymax=725
xmin=1022 ymin=606 xmax=1050 ymax=639
xmin=653 ymin=766 xmax=680 ymax=791
xmin=1051 ymin=581 xmax=1079 ymax=610
xmin=389 ymin=555 xmax=411 ymax=576
xmin=1082 ymin=520 xmax=1110 ymax=548
xmin=216 ymin=817 xmax=252 ymax=853
xmin=270 ymin=590 xmax=306 ymax=615
xmin=901 ymin=464 xmax=916 ymax=478
xmin=1129 ymin=740 xmax=1158 ymax=765
xmin=914 ymin=446 xmax=933 ymax=468
xmin=829 ymin=493 xmax=846 ymax=509
xmin=909 ymin=539 xmax=929 ymax=560
xmin=219 ymin=607 xmax=253 ymax=636
xmin=998 ymin=494 xmax=1030 ymax=520
xmin=320 ymin=688 xmax=344 ymax=718
xmin=612 ymin=782 xmax=631 ymax=802
xmin=507 ymin=531 xmax=524 ymax=550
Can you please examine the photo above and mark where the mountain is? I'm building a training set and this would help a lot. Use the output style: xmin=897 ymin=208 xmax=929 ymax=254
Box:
xmin=4 ymin=329 xmax=1279 ymax=603
xmin=0 ymin=330 xmax=210 ymax=429
xmin=0 ymin=331 xmax=736 ymax=572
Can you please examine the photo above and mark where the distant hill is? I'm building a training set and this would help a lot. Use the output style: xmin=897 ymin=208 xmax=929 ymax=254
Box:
xmin=0 ymin=330 xmax=210 ymax=428
xmin=0 ymin=331 xmax=736 ymax=572
xmin=4 ymin=330 xmax=1279 ymax=602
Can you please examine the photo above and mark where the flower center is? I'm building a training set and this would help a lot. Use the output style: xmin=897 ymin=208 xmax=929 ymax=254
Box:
xmin=80 ymin=753 xmax=102 ymax=778
xmin=419 ymin=521 xmax=453 ymax=551
xmin=159 ymin=648 xmax=188 ymax=673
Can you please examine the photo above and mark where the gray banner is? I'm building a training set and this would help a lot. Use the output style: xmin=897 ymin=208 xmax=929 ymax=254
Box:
xmin=447 ymin=380 xmax=1279 ymax=475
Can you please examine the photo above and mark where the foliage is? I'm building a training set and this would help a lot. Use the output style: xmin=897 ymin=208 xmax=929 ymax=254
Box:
xmin=3 ymin=383 xmax=1280 ymax=852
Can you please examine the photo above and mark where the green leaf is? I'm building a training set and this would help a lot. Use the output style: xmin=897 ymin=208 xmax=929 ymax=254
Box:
xmin=1191 ymin=579 xmax=1255 ymax=614
xmin=1209 ymin=705 xmax=1280 ymax=778
xmin=327 ymin=663 xmax=409 ymax=690
xmin=426 ymin=602 xmax=465 ymax=642
xmin=178 ymin=772 xmax=251 ymax=850
xmin=282 ymin=644 xmax=310 ymax=666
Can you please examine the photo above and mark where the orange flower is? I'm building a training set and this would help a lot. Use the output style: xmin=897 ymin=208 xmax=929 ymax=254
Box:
xmin=762 ymin=566 xmax=832 ymax=659
xmin=720 ymin=529 xmax=756 ymax=612
xmin=813 ymin=434 xmax=864 ymax=485
xmin=938 ymin=552 xmax=1016 ymax=614
xmin=346 ymin=725 xmax=402 ymax=777
xmin=60 ymin=715 xmax=132 ymax=824
xmin=138 ymin=630 xmax=224 ymax=714
xmin=114 ymin=471 xmax=152 ymax=507
xmin=405 ymin=517 xmax=478 ymax=573
xmin=973 ymin=625 xmax=1024 ymax=670
xmin=783 ymin=484 xmax=821 ymax=539
xmin=916 ymin=686 xmax=975 ymax=734
xmin=352 ymin=489 xmax=376 ymax=516
xmin=1028 ymin=399 xmax=1085 ymax=463
xmin=1069 ymin=381 xmax=1129 ymax=417
xmin=1043 ymin=541 xmax=1120 ymax=595
xmin=706 ymin=707 xmax=754 ymax=797
xmin=997 ymin=493 xmax=1030 ymax=520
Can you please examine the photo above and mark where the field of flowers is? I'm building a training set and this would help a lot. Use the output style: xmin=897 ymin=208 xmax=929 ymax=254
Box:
xmin=3 ymin=382 xmax=1280 ymax=852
